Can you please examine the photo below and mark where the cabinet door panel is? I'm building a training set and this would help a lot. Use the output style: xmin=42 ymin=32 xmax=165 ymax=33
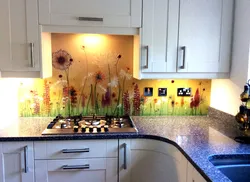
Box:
xmin=178 ymin=0 xmax=224 ymax=73
xmin=119 ymin=139 xmax=188 ymax=182
xmin=0 ymin=0 xmax=12 ymax=71
xmin=131 ymin=150 xmax=186 ymax=182
xmin=0 ymin=142 xmax=34 ymax=182
xmin=0 ymin=0 xmax=39 ymax=72
xmin=39 ymin=0 xmax=142 ymax=27
xmin=141 ymin=0 xmax=179 ymax=73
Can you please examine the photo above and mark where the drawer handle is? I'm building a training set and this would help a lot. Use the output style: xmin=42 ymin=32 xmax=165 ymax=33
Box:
xmin=180 ymin=46 xmax=186 ymax=69
xmin=62 ymin=148 xmax=89 ymax=153
xmin=78 ymin=17 xmax=103 ymax=22
xmin=30 ymin=43 xmax=35 ymax=68
xmin=122 ymin=143 xmax=127 ymax=170
xmin=143 ymin=45 xmax=149 ymax=69
xmin=62 ymin=164 xmax=90 ymax=170
xmin=24 ymin=146 xmax=28 ymax=173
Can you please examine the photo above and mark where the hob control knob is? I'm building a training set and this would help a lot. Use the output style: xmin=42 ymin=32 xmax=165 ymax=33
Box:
xmin=97 ymin=125 xmax=102 ymax=132
xmin=104 ymin=125 xmax=109 ymax=132
xmin=73 ymin=126 xmax=78 ymax=132
xmin=81 ymin=125 xmax=86 ymax=132
xmin=89 ymin=126 xmax=94 ymax=132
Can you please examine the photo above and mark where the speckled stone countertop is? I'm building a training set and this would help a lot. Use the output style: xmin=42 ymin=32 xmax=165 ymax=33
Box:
xmin=0 ymin=109 xmax=248 ymax=182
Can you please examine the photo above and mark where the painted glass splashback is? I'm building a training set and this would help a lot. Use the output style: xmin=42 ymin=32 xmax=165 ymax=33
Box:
xmin=18 ymin=34 xmax=211 ymax=117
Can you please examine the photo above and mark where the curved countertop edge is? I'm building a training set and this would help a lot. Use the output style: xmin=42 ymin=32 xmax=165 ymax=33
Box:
xmin=0 ymin=133 xmax=212 ymax=182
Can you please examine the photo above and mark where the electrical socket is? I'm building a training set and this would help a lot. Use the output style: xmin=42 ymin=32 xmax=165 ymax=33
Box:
xmin=177 ymin=88 xmax=191 ymax=96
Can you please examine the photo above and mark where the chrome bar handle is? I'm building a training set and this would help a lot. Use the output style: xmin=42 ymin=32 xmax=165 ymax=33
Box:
xmin=180 ymin=46 xmax=186 ymax=69
xmin=62 ymin=148 xmax=90 ymax=153
xmin=123 ymin=143 xmax=127 ymax=169
xmin=143 ymin=45 xmax=149 ymax=69
xmin=24 ymin=146 xmax=28 ymax=173
xmin=62 ymin=164 xmax=90 ymax=170
xmin=30 ymin=43 xmax=35 ymax=68
xmin=78 ymin=17 xmax=103 ymax=22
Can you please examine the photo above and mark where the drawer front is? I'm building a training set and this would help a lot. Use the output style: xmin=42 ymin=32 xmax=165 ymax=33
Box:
xmin=47 ymin=158 xmax=106 ymax=171
xmin=34 ymin=140 xmax=111 ymax=159
xmin=35 ymin=158 xmax=117 ymax=182
xmin=38 ymin=0 xmax=141 ymax=27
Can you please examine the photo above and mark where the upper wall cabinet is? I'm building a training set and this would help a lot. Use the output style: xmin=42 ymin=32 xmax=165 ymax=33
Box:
xmin=140 ymin=0 xmax=179 ymax=73
xmin=178 ymin=0 xmax=233 ymax=73
xmin=0 ymin=0 xmax=52 ymax=78
xmin=0 ymin=0 xmax=39 ymax=75
xmin=38 ymin=0 xmax=142 ymax=28
xmin=139 ymin=0 xmax=234 ymax=79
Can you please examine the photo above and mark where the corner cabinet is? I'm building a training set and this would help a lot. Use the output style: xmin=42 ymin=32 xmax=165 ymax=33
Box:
xmin=0 ymin=142 xmax=34 ymax=182
xmin=38 ymin=0 xmax=142 ymax=28
xmin=138 ymin=0 xmax=234 ymax=79
xmin=119 ymin=139 xmax=194 ymax=182
xmin=0 ymin=0 xmax=52 ymax=78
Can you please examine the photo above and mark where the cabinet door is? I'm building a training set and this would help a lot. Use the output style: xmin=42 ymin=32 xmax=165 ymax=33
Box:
xmin=0 ymin=0 xmax=40 ymax=72
xmin=35 ymin=158 xmax=117 ymax=182
xmin=119 ymin=139 xmax=131 ymax=182
xmin=119 ymin=139 xmax=187 ymax=182
xmin=39 ymin=0 xmax=142 ymax=28
xmin=141 ymin=0 xmax=179 ymax=73
xmin=0 ymin=142 xmax=34 ymax=182
xmin=178 ymin=0 xmax=233 ymax=73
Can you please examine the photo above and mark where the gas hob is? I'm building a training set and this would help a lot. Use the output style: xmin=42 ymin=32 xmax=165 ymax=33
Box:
xmin=42 ymin=114 xmax=138 ymax=135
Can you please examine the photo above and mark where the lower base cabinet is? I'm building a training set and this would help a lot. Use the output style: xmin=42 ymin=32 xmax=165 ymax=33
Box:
xmin=119 ymin=139 xmax=207 ymax=182
xmin=34 ymin=140 xmax=118 ymax=182
xmin=35 ymin=158 xmax=117 ymax=182
xmin=0 ymin=142 xmax=34 ymax=182
xmin=0 ymin=139 xmax=208 ymax=182
xmin=119 ymin=139 xmax=188 ymax=182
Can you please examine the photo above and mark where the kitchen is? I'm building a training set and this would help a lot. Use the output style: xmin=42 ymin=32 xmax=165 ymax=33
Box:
xmin=0 ymin=0 xmax=249 ymax=182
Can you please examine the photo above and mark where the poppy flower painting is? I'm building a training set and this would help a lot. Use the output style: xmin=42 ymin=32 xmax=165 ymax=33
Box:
xmin=52 ymin=49 xmax=73 ymax=70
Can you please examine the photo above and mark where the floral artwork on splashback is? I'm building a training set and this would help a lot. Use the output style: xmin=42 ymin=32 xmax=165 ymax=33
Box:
xmin=18 ymin=34 xmax=211 ymax=117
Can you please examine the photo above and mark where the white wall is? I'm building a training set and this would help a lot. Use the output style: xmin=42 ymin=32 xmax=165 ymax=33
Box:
xmin=211 ymin=79 xmax=242 ymax=115
xmin=0 ymin=79 xmax=19 ymax=128
xmin=211 ymin=0 xmax=250 ymax=115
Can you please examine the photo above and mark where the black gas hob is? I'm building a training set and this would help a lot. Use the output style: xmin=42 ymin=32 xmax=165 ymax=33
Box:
xmin=42 ymin=114 xmax=138 ymax=135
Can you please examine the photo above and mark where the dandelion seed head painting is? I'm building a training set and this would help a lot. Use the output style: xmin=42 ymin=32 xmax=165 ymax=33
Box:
xmin=18 ymin=34 xmax=211 ymax=117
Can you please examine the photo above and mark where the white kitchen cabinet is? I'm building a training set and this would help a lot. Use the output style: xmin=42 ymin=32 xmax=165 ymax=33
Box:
xmin=139 ymin=0 xmax=234 ymax=79
xmin=119 ymin=139 xmax=188 ymax=182
xmin=140 ymin=0 xmax=179 ymax=73
xmin=38 ymin=0 xmax=142 ymax=28
xmin=35 ymin=158 xmax=117 ymax=182
xmin=0 ymin=0 xmax=52 ymax=78
xmin=34 ymin=140 xmax=118 ymax=182
xmin=187 ymin=162 xmax=207 ymax=182
xmin=178 ymin=0 xmax=233 ymax=73
xmin=0 ymin=142 xmax=34 ymax=182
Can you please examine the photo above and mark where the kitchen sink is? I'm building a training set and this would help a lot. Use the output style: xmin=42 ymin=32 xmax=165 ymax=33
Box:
xmin=208 ymin=154 xmax=250 ymax=182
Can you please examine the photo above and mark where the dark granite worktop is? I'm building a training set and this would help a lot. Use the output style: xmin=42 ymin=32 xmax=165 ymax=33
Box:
xmin=0 ymin=108 xmax=248 ymax=182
